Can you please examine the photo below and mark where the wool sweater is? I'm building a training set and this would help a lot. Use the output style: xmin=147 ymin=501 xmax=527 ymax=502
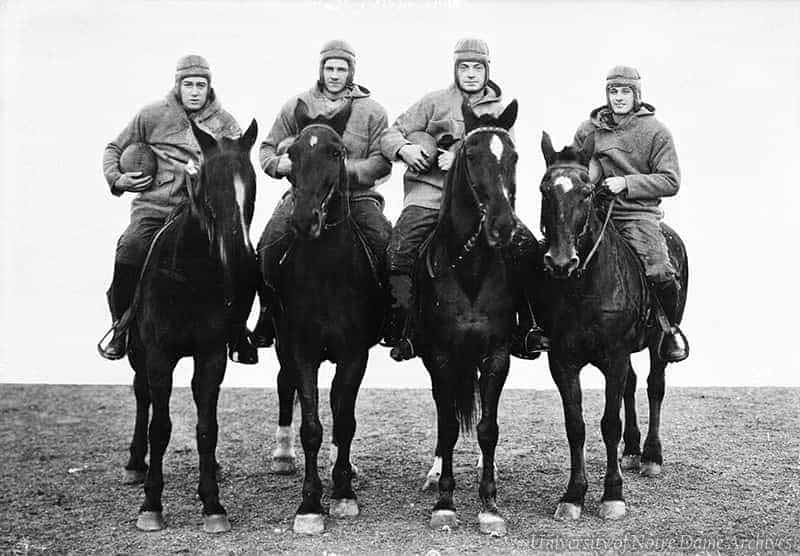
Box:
xmin=380 ymin=81 xmax=508 ymax=210
xmin=573 ymin=104 xmax=680 ymax=220
xmin=103 ymin=90 xmax=241 ymax=217
xmin=259 ymin=83 xmax=390 ymax=192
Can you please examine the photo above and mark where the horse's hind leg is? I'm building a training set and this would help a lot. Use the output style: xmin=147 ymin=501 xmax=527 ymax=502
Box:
xmin=621 ymin=359 xmax=642 ymax=471
xmin=476 ymin=350 xmax=510 ymax=536
xmin=192 ymin=348 xmax=231 ymax=533
xmin=136 ymin=350 xmax=177 ymax=532
xmin=641 ymin=347 xmax=667 ymax=477
xmin=599 ymin=356 xmax=629 ymax=520
xmin=550 ymin=359 xmax=587 ymax=520
xmin=125 ymin=342 xmax=149 ymax=484
xmin=329 ymin=351 xmax=368 ymax=519
xmin=271 ymin=366 xmax=297 ymax=474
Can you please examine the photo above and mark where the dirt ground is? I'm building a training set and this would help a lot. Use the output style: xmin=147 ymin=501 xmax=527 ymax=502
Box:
xmin=1 ymin=384 xmax=798 ymax=554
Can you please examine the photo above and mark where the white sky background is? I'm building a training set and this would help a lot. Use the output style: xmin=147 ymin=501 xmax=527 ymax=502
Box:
xmin=1 ymin=0 xmax=799 ymax=389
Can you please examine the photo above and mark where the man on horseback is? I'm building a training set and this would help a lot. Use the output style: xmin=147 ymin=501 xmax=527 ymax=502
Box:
xmin=572 ymin=65 xmax=688 ymax=362
xmin=100 ymin=54 xmax=258 ymax=364
xmin=379 ymin=38 xmax=549 ymax=360
xmin=252 ymin=39 xmax=392 ymax=347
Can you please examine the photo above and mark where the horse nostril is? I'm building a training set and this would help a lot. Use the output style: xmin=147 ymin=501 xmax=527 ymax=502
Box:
xmin=543 ymin=253 xmax=555 ymax=270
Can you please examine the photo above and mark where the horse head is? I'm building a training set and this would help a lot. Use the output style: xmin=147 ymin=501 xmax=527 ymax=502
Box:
xmin=190 ymin=118 xmax=258 ymax=269
xmin=539 ymin=131 xmax=596 ymax=278
xmin=457 ymin=98 xmax=519 ymax=248
xmin=286 ymin=99 xmax=351 ymax=240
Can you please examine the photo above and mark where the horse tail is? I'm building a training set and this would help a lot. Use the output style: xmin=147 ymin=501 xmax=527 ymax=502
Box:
xmin=453 ymin=360 xmax=480 ymax=433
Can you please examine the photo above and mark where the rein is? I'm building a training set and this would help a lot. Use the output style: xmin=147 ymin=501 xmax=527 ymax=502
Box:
xmin=448 ymin=126 xmax=513 ymax=269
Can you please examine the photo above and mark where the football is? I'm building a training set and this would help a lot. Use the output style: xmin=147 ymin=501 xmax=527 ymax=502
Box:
xmin=119 ymin=142 xmax=158 ymax=182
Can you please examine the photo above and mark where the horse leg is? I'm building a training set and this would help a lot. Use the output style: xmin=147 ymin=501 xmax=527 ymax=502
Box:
xmin=621 ymin=359 xmax=642 ymax=471
xmin=476 ymin=350 xmax=510 ymax=536
xmin=192 ymin=348 xmax=230 ymax=533
xmin=641 ymin=347 xmax=667 ymax=477
xmin=292 ymin=356 xmax=325 ymax=535
xmin=423 ymin=391 xmax=442 ymax=491
xmin=550 ymin=358 xmax=587 ymax=520
xmin=271 ymin=366 xmax=297 ymax=474
xmin=599 ymin=356 xmax=629 ymax=520
xmin=125 ymin=342 xmax=149 ymax=484
xmin=136 ymin=350 xmax=177 ymax=532
xmin=428 ymin=362 xmax=460 ymax=529
xmin=329 ymin=350 xmax=368 ymax=518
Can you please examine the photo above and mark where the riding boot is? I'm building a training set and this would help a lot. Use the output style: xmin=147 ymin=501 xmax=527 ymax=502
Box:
xmin=228 ymin=330 xmax=259 ymax=365
xmin=383 ymin=273 xmax=416 ymax=361
xmin=654 ymin=279 xmax=689 ymax=363
xmin=509 ymin=293 xmax=550 ymax=360
xmin=99 ymin=262 xmax=139 ymax=360
xmin=251 ymin=304 xmax=275 ymax=348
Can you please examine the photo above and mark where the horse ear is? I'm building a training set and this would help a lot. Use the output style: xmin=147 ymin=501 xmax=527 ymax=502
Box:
xmin=541 ymin=131 xmax=557 ymax=167
xmin=497 ymin=99 xmax=518 ymax=131
xmin=294 ymin=99 xmax=312 ymax=130
xmin=462 ymin=98 xmax=480 ymax=133
xmin=239 ymin=119 xmax=258 ymax=152
xmin=191 ymin=121 xmax=219 ymax=158
xmin=578 ymin=132 xmax=595 ymax=167
xmin=327 ymin=102 xmax=352 ymax=136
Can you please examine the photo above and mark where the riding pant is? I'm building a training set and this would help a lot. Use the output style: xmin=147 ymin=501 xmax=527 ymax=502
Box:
xmin=613 ymin=217 xmax=676 ymax=285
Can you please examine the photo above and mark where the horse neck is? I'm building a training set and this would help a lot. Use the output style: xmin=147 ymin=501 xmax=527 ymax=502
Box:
xmin=574 ymin=200 xmax=626 ymax=289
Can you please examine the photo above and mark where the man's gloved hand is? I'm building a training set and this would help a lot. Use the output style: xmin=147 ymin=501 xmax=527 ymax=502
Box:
xmin=114 ymin=171 xmax=153 ymax=193
xmin=437 ymin=149 xmax=455 ymax=172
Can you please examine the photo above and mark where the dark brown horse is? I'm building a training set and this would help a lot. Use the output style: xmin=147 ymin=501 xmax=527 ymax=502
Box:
xmin=412 ymin=100 xmax=519 ymax=536
xmin=258 ymin=100 xmax=384 ymax=535
xmin=124 ymin=120 xmax=259 ymax=533
xmin=537 ymin=132 xmax=688 ymax=520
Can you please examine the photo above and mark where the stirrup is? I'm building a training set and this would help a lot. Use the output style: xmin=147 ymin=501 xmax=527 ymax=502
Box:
xmin=97 ymin=323 xmax=128 ymax=361
xmin=657 ymin=326 xmax=689 ymax=363
xmin=510 ymin=327 xmax=548 ymax=360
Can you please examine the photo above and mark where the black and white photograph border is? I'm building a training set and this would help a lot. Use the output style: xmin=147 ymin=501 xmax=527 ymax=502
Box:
xmin=1 ymin=0 xmax=799 ymax=553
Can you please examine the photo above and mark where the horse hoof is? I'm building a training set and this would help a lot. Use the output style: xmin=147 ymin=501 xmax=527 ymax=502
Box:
xmin=554 ymin=502 xmax=582 ymax=520
xmin=330 ymin=498 xmax=359 ymax=518
xmin=620 ymin=454 xmax=641 ymax=471
xmin=136 ymin=511 xmax=165 ymax=531
xmin=271 ymin=457 xmax=297 ymax=475
xmin=478 ymin=512 xmax=507 ymax=536
xmin=293 ymin=513 xmax=325 ymax=535
xmin=640 ymin=462 xmax=662 ymax=477
xmin=123 ymin=468 xmax=146 ymax=484
xmin=600 ymin=500 xmax=626 ymax=520
xmin=202 ymin=513 xmax=231 ymax=534
xmin=429 ymin=510 xmax=458 ymax=530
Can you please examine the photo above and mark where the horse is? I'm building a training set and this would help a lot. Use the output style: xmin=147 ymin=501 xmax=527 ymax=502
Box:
xmin=258 ymin=99 xmax=384 ymax=535
xmin=407 ymin=99 xmax=520 ymax=536
xmin=123 ymin=119 xmax=259 ymax=533
xmin=537 ymin=132 xmax=688 ymax=520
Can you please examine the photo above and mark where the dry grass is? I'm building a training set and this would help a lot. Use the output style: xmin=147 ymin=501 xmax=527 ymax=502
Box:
xmin=1 ymin=384 xmax=798 ymax=553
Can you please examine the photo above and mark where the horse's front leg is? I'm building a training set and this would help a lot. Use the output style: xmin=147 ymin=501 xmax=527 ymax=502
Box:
xmin=621 ymin=359 xmax=642 ymax=471
xmin=550 ymin=357 xmax=588 ymax=521
xmin=328 ymin=350 xmax=368 ymax=518
xmin=270 ymin=365 xmax=298 ymax=474
xmin=125 ymin=340 xmax=150 ymax=484
xmin=425 ymin=352 xmax=460 ymax=530
xmin=476 ymin=348 xmax=510 ymax=536
xmin=192 ymin=347 xmax=230 ymax=533
xmin=136 ymin=350 xmax=177 ymax=532
xmin=291 ymin=351 xmax=325 ymax=535
xmin=642 ymin=346 xmax=667 ymax=477
xmin=598 ymin=355 xmax=630 ymax=520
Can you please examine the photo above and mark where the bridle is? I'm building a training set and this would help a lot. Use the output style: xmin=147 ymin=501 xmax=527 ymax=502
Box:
xmin=293 ymin=123 xmax=350 ymax=230
xmin=449 ymin=126 xmax=515 ymax=269
xmin=541 ymin=162 xmax=615 ymax=277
